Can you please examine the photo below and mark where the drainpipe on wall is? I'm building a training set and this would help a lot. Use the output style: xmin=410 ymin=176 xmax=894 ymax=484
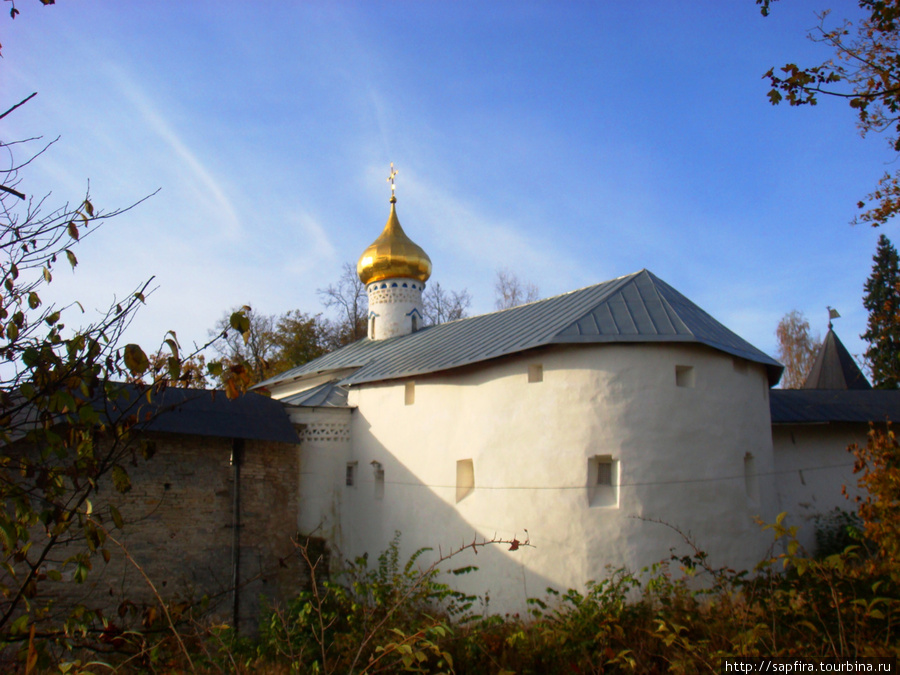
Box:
xmin=230 ymin=438 xmax=244 ymax=632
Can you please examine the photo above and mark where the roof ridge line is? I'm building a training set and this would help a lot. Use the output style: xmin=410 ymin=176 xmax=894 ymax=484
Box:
xmin=443 ymin=269 xmax=647 ymax=325
xmin=548 ymin=269 xmax=654 ymax=341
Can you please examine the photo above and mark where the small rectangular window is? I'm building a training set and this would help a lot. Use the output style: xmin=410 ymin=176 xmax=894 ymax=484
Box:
xmin=528 ymin=364 xmax=543 ymax=383
xmin=596 ymin=460 xmax=612 ymax=487
xmin=346 ymin=462 xmax=357 ymax=487
xmin=405 ymin=381 xmax=415 ymax=405
xmin=675 ymin=365 xmax=695 ymax=388
xmin=456 ymin=459 xmax=474 ymax=503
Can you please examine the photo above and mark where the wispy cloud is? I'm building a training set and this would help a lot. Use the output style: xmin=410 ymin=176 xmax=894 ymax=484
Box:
xmin=282 ymin=211 xmax=338 ymax=276
xmin=105 ymin=65 xmax=243 ymax=239
xmin=401 ymin=170 xmax=576 ymax=285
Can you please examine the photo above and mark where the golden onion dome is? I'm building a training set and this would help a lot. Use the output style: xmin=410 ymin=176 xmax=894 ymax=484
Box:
xmin=357 ymin=197 xmax=432 ymax=285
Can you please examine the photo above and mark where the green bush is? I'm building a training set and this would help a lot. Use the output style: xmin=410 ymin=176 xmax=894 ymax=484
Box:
xmin=22 ymin=520 xmax=900 ymax=674
xmin=248 ymin=533 xmax=471 ymax=674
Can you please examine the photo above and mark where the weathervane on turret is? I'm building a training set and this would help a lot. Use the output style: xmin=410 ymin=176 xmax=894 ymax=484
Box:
xmin=387 ymin=163 xmax=398 ymax=203
xmin=827 ymin=306 xmax=841 ymax=331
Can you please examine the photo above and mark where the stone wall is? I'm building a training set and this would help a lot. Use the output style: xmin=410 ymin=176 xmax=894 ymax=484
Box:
xmin=38 ymin=431 xmax=306 ymax=633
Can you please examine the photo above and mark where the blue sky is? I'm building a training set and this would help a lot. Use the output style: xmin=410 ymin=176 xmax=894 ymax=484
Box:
xmin=1 ymin=1 xmax=893 ymax=373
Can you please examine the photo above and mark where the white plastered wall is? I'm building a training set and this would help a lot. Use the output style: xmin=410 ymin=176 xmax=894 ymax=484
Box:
xmin=772 ymin=423 xmax=866 ymax=555
xmin=287 ymin=406 xmax=353 ymax=551
xmin=340 ymin=342 xmax=778 ymax=614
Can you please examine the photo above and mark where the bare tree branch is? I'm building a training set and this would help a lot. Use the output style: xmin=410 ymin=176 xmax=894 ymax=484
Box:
xmin=494 ymin=268 xmax=539 ymax=310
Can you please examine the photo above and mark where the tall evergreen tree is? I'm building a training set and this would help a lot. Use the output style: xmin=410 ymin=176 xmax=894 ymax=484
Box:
xmin=862 ymin=234 xmax=900 ymax=389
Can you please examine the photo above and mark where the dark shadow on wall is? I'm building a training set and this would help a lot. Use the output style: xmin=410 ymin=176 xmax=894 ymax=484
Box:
xmin=329 ymin=415 xmax=746 ymax=618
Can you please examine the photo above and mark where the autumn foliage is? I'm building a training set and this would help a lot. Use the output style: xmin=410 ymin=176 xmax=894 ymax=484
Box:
xmin=850 ymin=423 xmax=900 ymax=564
xmin=763 ymin=0 xmax=900 ymax=226
xmin=775 ymin=310 xmax=821 ymax=388
xmin=0 ymin=94 xmax=253 ymax=666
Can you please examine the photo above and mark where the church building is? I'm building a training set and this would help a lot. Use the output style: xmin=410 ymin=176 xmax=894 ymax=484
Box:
xmin=253 ymin=176 xmax=889 ymax=613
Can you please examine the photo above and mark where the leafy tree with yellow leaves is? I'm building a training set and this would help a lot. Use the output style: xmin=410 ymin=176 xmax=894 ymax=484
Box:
xmin=762 ymin=0 xmax=900 ymax=226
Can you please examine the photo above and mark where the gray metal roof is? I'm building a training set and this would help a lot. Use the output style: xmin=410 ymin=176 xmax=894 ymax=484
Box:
xmin=115 ymin=386 xmax=301 ymax=444
xmin=258 ymin=269 xmax=783 ymax=392
xmin=281 ymin=381 xmax=350 ymax=407
xmin=8 ymin=385 xmax=301 ymax=445
xmin=770 ymin=389 xmax=900 ymax=424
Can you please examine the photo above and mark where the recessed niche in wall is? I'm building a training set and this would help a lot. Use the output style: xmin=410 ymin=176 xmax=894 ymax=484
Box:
xmin=528 ymin=364 xmax=543 ymax=383
xmin=373 ymin=463 xmax=385 ymax=500
xmin=405 ymin=381 xmax=415 ymax=405
xmin=675 ymin=365 xmax=695 ymax=388
xmin=346 ymin=462 xmax=358 ymax=487
xmin=456 ymin=459 xmax=474 ymax=503
xmin=588 ymin=455 xmax=618 ymax=508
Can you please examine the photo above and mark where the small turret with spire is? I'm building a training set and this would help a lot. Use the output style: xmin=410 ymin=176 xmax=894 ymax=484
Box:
xmin=802 ymin=307 xmax=872 ymax=390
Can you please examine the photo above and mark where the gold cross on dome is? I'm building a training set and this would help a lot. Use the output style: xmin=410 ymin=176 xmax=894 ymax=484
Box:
xmin=387 ymin=163 xmax=398 ymax=201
